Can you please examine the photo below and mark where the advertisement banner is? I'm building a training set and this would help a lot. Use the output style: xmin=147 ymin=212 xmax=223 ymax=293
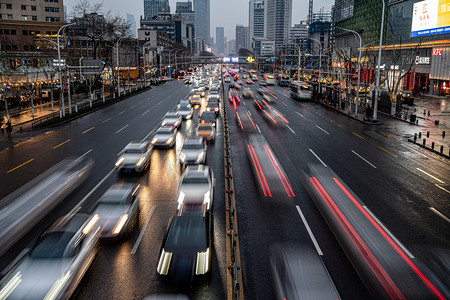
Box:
xmin=411 ymin=0 xmax=450 ymax=37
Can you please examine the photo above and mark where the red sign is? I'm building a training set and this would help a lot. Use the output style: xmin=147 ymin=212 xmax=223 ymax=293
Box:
xmin=432 ymin=48 xmax=443 ymax=56
xmin=332 ymin=62 xmax=349 ymax=68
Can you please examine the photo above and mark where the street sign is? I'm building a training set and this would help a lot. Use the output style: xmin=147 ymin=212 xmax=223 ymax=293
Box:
xmin=82 ymin=59 xmax=102 ymax=75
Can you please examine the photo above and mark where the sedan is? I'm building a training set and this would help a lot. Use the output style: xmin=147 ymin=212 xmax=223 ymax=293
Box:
xmin=157 ymin=208 xmax=212 ymax=283
xmin=115 ymin=141 xmax=153 ymax=173
xmin=162 ymin=111 xmax=182 ymax=129
xmin=242 ymin=88 xmax=254 ymax=98
xmin=199 ymin=111 xmax=216 ymax=126
xmin=246 ymin=79 xmax=253 ymax=85
xmin=0 ymin=213 xmax=100 ymax=299
xmin=196 ymin=123 xmax=215 ymax=142
xmin=206 ymin=102 xmax=220 ymax=117
xmin=177 ymin=106 xmax=194 ymax=120
xmin=93 ymin=183 xmax=140 ymax=239
xmin=152 ymin=126 xmax=177 ymax=148
xmin=189 ymin=94 xmax=202 ymax=107
xmin=179 ymin=138 xmax=207 ymax=166
xmin=229 ymin=89 xmax=240 ymax=104
xmin=177 ymin=165 xmax=214 ymax=211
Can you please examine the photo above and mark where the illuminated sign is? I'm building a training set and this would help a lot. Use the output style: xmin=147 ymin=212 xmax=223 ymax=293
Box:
xmin=432 ymin=48 xmax=443 ymax=55
xmin=223 ymin=57 xmax=231 ymax=62
xmin=415 ymin=56 xmax=431 ymax=64
xmin=246 ymin=56 xmax=255 ymax=63
xmin=231 ymin=57 xmax=239 ymax=63
xmin=411 ymin=0 xmax=450 ymax=37
xmin=332 ymin=62 xmax=349 ymax=68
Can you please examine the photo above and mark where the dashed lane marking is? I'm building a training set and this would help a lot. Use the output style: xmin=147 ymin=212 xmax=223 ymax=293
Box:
xmin=416 ymin=168 xmax=445 ymax=184
xmin=82 ymin=127 xmax=95 ymax=134
xmin=377 ymin=146 xmax=398 ymax=157
xmin=53 ymin=139 xmax=71 ymax=149
xmin=6 ymin=158 xmax=34 ymax=173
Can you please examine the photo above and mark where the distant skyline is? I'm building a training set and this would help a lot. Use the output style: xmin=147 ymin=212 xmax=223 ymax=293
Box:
xmin=64 ymin=0 xmax=332 ymax=42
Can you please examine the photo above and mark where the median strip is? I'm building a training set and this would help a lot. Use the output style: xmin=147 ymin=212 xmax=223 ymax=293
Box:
xmin=6 ymin=158 xmax=34 ymax=173
xmin=53 ymin=139 xmax=71 ymax=149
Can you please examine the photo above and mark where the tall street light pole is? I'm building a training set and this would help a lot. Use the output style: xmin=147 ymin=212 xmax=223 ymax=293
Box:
xmin=373 ymin=0 xmax=385 ymax=120
xmin=56 ymin=23 xmax=76 ymax=117
xmin=337 ymin=27 xmax=362 ymax=116
xmin=116 ymin=37 xmax=124 ymax=97
xmin=309 ymin=38 xmax=322 ymax=96
xmin=142 ymin=41 xmax=151 ymax=87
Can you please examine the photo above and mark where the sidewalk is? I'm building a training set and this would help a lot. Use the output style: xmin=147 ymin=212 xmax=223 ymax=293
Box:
xmin=317 ymin=95 xmax=449 ymax=158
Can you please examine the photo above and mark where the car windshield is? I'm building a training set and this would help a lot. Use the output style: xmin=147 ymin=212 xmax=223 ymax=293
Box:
xmin=179 ymin=107 xmax=191 ymax=111
xmin=157 ymin=128 xmax=173 ymax=134
xmin=183 ymin=143 xmax=202 ymax=150
xmin=198 ymin=125 xmax=212 ymax=131
xmin=183 ymin=176 xmax=209 ymax=184
xmin=165 ymin=215 xmax=207 ymax=251
xmin=30 ymin=231 xmax=77 ymax=258
xmin=100 ymin=192 xmax=128 ymax=204
xmin=124 ymin=148 xmax=144 ymax=154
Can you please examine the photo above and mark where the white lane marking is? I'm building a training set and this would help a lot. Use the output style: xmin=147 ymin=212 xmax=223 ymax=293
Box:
xmin=131 ymin=206 xmax=156 ymax=254
xmin=286 ymin=125 xmax=296 ymax=134
xmin=67 ymin=168 xmax=116 ymax=216
xmin=435 ymin=184 xmax=450 ymax=194
xmin=255 ymin=124 xmax=261 ymax=133
xmin=142 ymin=109 xmax=150 ymax=116
xmin=296 ymin=205 xmax=323 ymax=255
xmin=351 ymin=150 xmax=377 ymax=168
xmin=429 ymin=207 xmax=450 ymax=223
xmin=243 ymin=101 xmax=247 ymax=106
xmin=71 ymin=149 xmax=93 ymax=166
xmin=282 ymin=102 xmax=288 ymax=107
xmin=115 ymin=124 xmax=129 ymax=134
xmin=416 ymin=168 xmax=445 ymax=184
xmin=363 ymin=205 xmax=414 ymax=258
xmin=156 ymin=100 xmax=163 ymax=106
xmin=316 ymin=125 xmax=330 ymax=135
xmin=295 ymin=111 xmax=304 ymax=118
xmin=309 ymin=149 xmax=327 ymax=167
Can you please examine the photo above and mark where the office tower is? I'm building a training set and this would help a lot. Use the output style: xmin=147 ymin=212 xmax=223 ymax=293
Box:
xmin=236 ymin=25 xmax=249 ymax=52
xmin=249 ymin=0 xmax=267 ymax=39
xmin=216 ymin=27 xmax=225 ymax=54
xmin=144 ymin=0 xmax=170 ymax=19
xmin=266 ymin=0 xmax=292 ymax=47
xmin=194 ymin=0 xmax=210 ymax=45
xmin=127 ymin=14 xmax=137 ymax=38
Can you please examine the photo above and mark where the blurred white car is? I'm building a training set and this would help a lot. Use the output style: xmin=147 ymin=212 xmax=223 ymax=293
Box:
xmin=177 ymin=165 xmax=215 ymax=211
xmin=93 ymin=183 xmax=140 ymax=239
xmin=152 ymin=126 xmax=177 ymax=148
xmin=0 ymin=213 xmax=100 ymax=300
xmin=177 ymin=106 xmax=194 ymax=120
xmin=162 ymin=111 xmax=182 ymax=129
xmin=179 ymin=138 xmax=207 ymax=166
xmin=115 ymin=141 xmax=153 ymax=173
xmin=196 ymin=123 xmax=215 ymax=142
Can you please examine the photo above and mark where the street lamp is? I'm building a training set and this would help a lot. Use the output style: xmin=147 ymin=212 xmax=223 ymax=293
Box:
xmin=288 ymin=43 xmax=301 ymax=81
xmin=57 ymin=23 xmax=76 ymax=117
xmin=337 ymin=26 xmax=362 ymax=116
xmin=309 ymin=38 xmax=322 ymax=96
xmin=116 ymin=37 xmax=125 ymax=97
xmin=373 ymin=0 xmax=386 ymax=120
xmin=142 ymin=41 xmax=152 ymax=87
xmin=174 ymin=49 xmax=184 ymax=73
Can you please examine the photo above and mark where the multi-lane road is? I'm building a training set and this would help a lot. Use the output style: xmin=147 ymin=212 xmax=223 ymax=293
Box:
xmin=0 ymin=73 xmax=449 ymax=299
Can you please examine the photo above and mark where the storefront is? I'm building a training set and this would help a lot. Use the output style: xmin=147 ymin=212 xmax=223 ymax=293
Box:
xmin=430 ymin=47 xmax=450 ymax=97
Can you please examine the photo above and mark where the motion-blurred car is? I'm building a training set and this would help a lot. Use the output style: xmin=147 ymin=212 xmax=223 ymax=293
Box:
xmin=189 ymin=94 xmax=201 ymax=107
xmin=152 ymin=126 xmax=177 ymax=148
xmin=253 ymin=98 xmax=288 ymax=126
xmin=207 ymin=94 xmax=220 ymax=104
xmin=199 ymin=111 xmax=217 ymax=126
xmin=162 ymin=112 xmax=182 ymax=129
xmin=179 ymin=138 xmax=207 ymax=166
xmin=177 ymin=106 xmax=194 ymax=120
xmin=246 ymin=79 xmax=253 ymax=85
xmin=236 ymin=80 xmax=244 ymax=85
xmin=259 ymin=81 xmax=267 ymax=87
xmin=177 ymin=165 xmax=215 ymax=210
xmin=251 ymin=74 xmax=258 ymax=81
xmin=196 ymin=123 xmax=215 ymax=142
xmin=229 ymin=89 xmax=240 ymax=104
xmin=178 ymin=99 xmax=191 ymax=108
xmin=93 ymin=183 xmax=140 ymax=239
xmin=157 ymin=208 xmax=212 ymax=283
xmin=235 ymin=107 xmax=258 ymax=134
xmin=115 ymin=141 xmax=153 ymax=173
xmin=206 ymin=102 xmax=220 ymax=117
xmin=242 ymin=88 xmax=254 ymax=98
xmin=0 ymin=213 xmax=100 ymax=299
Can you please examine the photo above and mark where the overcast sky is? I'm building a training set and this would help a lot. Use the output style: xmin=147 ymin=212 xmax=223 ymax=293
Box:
xmin=64 ymin=0 xmax=332 ymax=41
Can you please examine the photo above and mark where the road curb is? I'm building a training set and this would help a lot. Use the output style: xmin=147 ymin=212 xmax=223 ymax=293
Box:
xmin=314 ymin=100 xmax=383 ymax=125
xmin=408 ymin=138 xmax=450 ymax=159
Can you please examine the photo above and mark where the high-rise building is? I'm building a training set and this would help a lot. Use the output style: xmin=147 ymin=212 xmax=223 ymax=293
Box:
xmin=266 ymin=0 xmax=292 ymax=48
xmin=236 ymin=25 xmax=250 ymax=52
xmin=226 ymin=39 xmax=236 ymax=56
xmin=308 ymin=12 xmax=331 ymax=53
xmin=139 ymin=12 xmax=176 ymax=43
xmin=144 ymin=0 xmax=170 ymax=20
xmin=216 ymin=27 xmax=225 ymax=55
xmin=176 ymin=1 xmax=196 ymax=23
xmin=193 ymin=0 xmax=210 ymax=46
xmin=291 ymin=21 xmax=307 ymax=44
xmin=127 ymin=14 xmax=137 ymax=38
xmin=249 ymin=0 xmax=267 ymax=39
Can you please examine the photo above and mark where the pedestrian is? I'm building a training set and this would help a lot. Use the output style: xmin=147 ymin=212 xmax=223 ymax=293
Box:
xmin=6 ymin=120 xmax=12 ymax=139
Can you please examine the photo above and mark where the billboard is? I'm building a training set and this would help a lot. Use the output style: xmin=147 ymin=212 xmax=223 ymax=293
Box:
xmin=411 ymin=0 xmax=450 ymax=37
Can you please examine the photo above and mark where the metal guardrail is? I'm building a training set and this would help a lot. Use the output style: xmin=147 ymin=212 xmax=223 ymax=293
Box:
xmin=222 ymin=70 xmax=244 ymax=300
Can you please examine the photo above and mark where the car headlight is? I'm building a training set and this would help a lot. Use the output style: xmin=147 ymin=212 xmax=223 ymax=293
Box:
xmin=166 ymin=137 xmax=174 ymax=144
xmin=136 ymin=157 xmax=146 ymax=167
xmin=195 ymin=248 xmax=210 ymax=275
xmin=177 ymin=191 xmax=185 ymax=209
xmin=203 ymin=191 xmax=211 ymax=210
xmin=45 ymin=270 xmax=72 ymax=300
xmin=0 ymin=271 xmax=22 ymax=299
xmin=151 ymin=138 xmax=158 ymax=144
xmin=196 ymin=152 xmax=205 ymax=163
xmin=215 ymin=108 xmax=219 ymax=112
xmin=112 ymin=214 xmax=128 ymax=235
xmin=179 ymin=152 xmax=186 ymax=162
xmin=115 ymin=157 xmax=124 ymax=167
xmin=157 ymin=249 xmax=173 ymax=275
xmin=162 ymin=121 xmax=167 ymax=126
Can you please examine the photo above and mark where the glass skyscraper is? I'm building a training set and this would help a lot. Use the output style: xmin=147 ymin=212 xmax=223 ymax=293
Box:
xmin=194 ymin=0 xmax=210 ymax=45
xmin=144 ymin=0 xmax=170 ymax=19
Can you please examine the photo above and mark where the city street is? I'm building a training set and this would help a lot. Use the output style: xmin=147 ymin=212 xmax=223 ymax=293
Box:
xmin=0 ymin=78 xmax=449 ymax=299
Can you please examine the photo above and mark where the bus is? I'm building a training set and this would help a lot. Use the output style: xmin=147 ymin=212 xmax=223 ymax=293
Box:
xmin=265 ymin=75 xmax=276 ymax=86
xmin=290 ymin=81 xmax=312 ymax=100
xmin=277 ymin=74 xmax=290 ymax=86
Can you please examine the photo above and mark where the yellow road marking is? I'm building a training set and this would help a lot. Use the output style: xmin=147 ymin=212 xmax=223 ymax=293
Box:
xmin=7 ymin=158 xmax=34 ymax=173
xmin=435 ymin=185 xmax=450 ymax=194
xmin=377 ymin=146 xmax=398 ymax=157
xmin=82 ymin=127 xmax=95 ymax=134
xmin=130 ymin=105 xmax=135 ymax=109
xmin=53 ymin=139 xmax=71 ymax=149
xmin=103 ymin=118 xmax=112 ymax=123
xmin=119 ymin=110 xmax=125 ymax=115
xmin=416 ymin=168 xmax=445 ymax=184
xmin=332 ymin=121 xmax=343 ymax=127
xmin=352 ymin=132 xmax=365 ymax=140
